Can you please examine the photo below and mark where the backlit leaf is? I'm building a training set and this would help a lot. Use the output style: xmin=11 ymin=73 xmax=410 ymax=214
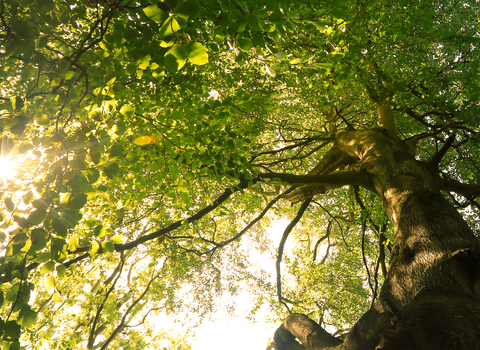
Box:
xmin=159 ymin=17 xmax=181 ymax=38
xmin=41 ymin=261 xmax=54 ymax=274
xmin=18 ymin=305 xmax=37 ymax=328
xmin=120 ymin=104 xmax=135 ymax=118
xmin=186 ymin=42 xmax=208 ymax=65
xmin=89 ymin=241 xmax=99 ymax=257
xmin=165 ymin=44 xmax=187 ymax=72
xmin=68 ymin=236 xmax=79 ymax=252
xmin=44 ymin=275 xmax=55 ymax=289
xmin=143 ymin=4 xmax=168 ymax=22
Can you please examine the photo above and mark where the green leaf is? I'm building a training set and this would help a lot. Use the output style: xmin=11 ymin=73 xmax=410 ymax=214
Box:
xmin=66 ymin=193 xmax=88 ymax=210
xmin=112 ymin=235 xmax=123 ymax=244
xmin=89 ymin=241 xmax=99 ymax=257
xmin=41 ymin=261 xmax=55 ymax=274
xmin=331 ymin=8 xmax=347 ymax=19
xmin=109 ymin=143 xmax=124 ymax=159
xmin=36 ymin=252 xmax=51 ymax=263
xmin=165 ymin=44 xmax=187 ymax=72
xmin=143 ymin=3 xmax=168 ymax=22
xmin=120 ymin=104 xmax=135 ymax=118
xmin=68 ymin=236 xmax=79 ymax=252
xmin=186 ymin=42 xmax=208 ymax=65
xmin=104 ymin=163 xmax=120 ymax=179
xmin=138 ymin=54 xmax=151 ymax=70
xmin=56 ymin=264 xmax=66 ymax=278
xmin=27 ymin=208 xmax=47 ymax=225
xmin=102 ymin=241 xmax=115 ymax=253
xmin=3 ymin=321 xmax=21 ymax=341
xmin=34 ymin=113 xmax=50 ymax=125
xmin=32 ymin=198 xmax=48 ymax=209
xmin=11 ymin=96 xmax=24 ymax=111
xmin=314 ymin=62 xmax=333 ymax=69
xmin=89 ymin=149 xmax=102 ymax=164
xmin=238 ymin=38 xmax=253 ymax=51
xmin=51 ymin=238 xmax=67 ymax=262
xmin=52 ymin=217 xmax=68 ymax=238
xmin=5 ymin=197 xmax=14 ymax=212
xmin=175 ymin=0 xmax=200 ymax=20
xmin=44 ymin=275 xmax=55 ymax=289
xmin=126 ymin=152 xmax=140 ymax=163
xmin=30 ymin=228 xmax=48 ymax=252
xmin=94 ymin=224 xmax=105 ymax=238
xmin=85 ymin=168 xmax=100 ymax=184
xmin=159 ymin=17 xmax=181 ymax=38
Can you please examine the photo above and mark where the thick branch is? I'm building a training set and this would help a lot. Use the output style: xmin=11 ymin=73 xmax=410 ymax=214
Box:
xmin=260 ymin=171 xmax=371 ymax=187
xmin=439 ymin=178 xmax=480 ymax=198
xmin=279 ymin=171 xmax=373 ymax=203
xmin=428 ymin=133 xmax=456 ymax=166
xmin=284 ymin=314 xmax=343 ymax=349
xmin=307 ymin=146 xmax=344 ymax=176
xmin=376 ymin=104 xmax=399 ymax=140
xmin=273 ymin=324 xmax=305 ymax=350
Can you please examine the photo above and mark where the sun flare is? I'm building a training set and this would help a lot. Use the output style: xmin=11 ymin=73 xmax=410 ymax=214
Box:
xmin=0 ymin=156 xmax=17 ymax=181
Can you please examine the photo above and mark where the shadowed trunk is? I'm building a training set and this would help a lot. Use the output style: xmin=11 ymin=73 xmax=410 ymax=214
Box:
xmin=273 ymin=129 xmax=480 ymax=350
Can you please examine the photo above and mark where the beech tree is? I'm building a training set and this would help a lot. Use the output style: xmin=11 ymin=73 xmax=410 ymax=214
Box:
xmin=1 ymin=0 xmax=479 ymax=349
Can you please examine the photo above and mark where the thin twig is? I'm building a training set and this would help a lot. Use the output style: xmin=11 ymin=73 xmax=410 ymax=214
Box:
xmin=276 ymin=198 xmax=312 ymax=311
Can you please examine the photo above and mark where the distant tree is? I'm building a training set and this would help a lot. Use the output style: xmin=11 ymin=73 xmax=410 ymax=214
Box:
xmin=0 ymin=0 xmax=479 ymax=348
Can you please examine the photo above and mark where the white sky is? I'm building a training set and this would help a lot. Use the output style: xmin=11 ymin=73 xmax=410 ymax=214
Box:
xmin=191 ymin=219 xmax=291 ymax=350
xmin=193 ymin=318 xmax=276 ymax=350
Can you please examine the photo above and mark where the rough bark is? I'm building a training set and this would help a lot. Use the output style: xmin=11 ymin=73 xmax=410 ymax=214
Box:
xmin=273 ymin=128 xmax=480 ymax=350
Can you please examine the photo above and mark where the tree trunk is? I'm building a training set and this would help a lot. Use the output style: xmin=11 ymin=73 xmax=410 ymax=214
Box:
xmin=274 ymin=129 xmax=480 ymax=350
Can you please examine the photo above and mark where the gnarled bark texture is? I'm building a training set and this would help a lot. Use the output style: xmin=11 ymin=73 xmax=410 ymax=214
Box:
xmin=273 ymin=129 xmax=480 ymax=350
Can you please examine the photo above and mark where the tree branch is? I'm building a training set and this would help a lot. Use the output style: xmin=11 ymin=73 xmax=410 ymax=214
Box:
xmin=405 ymin=122 xmax=465 ymax=151
xmin=313 ymin=220 xmax=332 ymax=262
xmin=99 ymin=272 xmax=161 ymax=350
xmin=87 ymin=259 xmax=125 ymax=348
xmin=273 ymin=324 xmax=305 ymax=350
xmin=115 ymin=178 xmax=256 ymax=251
xmin=428 ymin=133 xmax=456 ymax=166
xmin=439 ymin=178 xmax=480 ymax=198
xmin=261 ymin=170 xmax=371 ymax=188
xmin=26 ymin=178 xmax=257 ymax=272
xmin=281 ymin=314 xmax=343 ymax=349
xmin=207 ymin=188 xmax=294 ymax=250
xmin=276 ymin=198 xmax=312 ymax=310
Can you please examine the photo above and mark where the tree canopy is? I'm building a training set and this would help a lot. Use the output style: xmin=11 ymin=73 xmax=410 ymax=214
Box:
xmin=0 ymin=0 xmax=479 ymax=349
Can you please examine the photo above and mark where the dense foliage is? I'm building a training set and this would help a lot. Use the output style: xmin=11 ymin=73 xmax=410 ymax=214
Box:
xmin=0 ymin=0 xmax=479 ymax=348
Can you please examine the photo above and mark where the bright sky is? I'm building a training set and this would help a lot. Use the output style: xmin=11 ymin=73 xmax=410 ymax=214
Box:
xmin=193 ymin=317 xmax=276 ymax=350
xmin=0 ymin=156 xmax=17 ymax=183
xmin=191 ymin=219 xmax=291 ymax=350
